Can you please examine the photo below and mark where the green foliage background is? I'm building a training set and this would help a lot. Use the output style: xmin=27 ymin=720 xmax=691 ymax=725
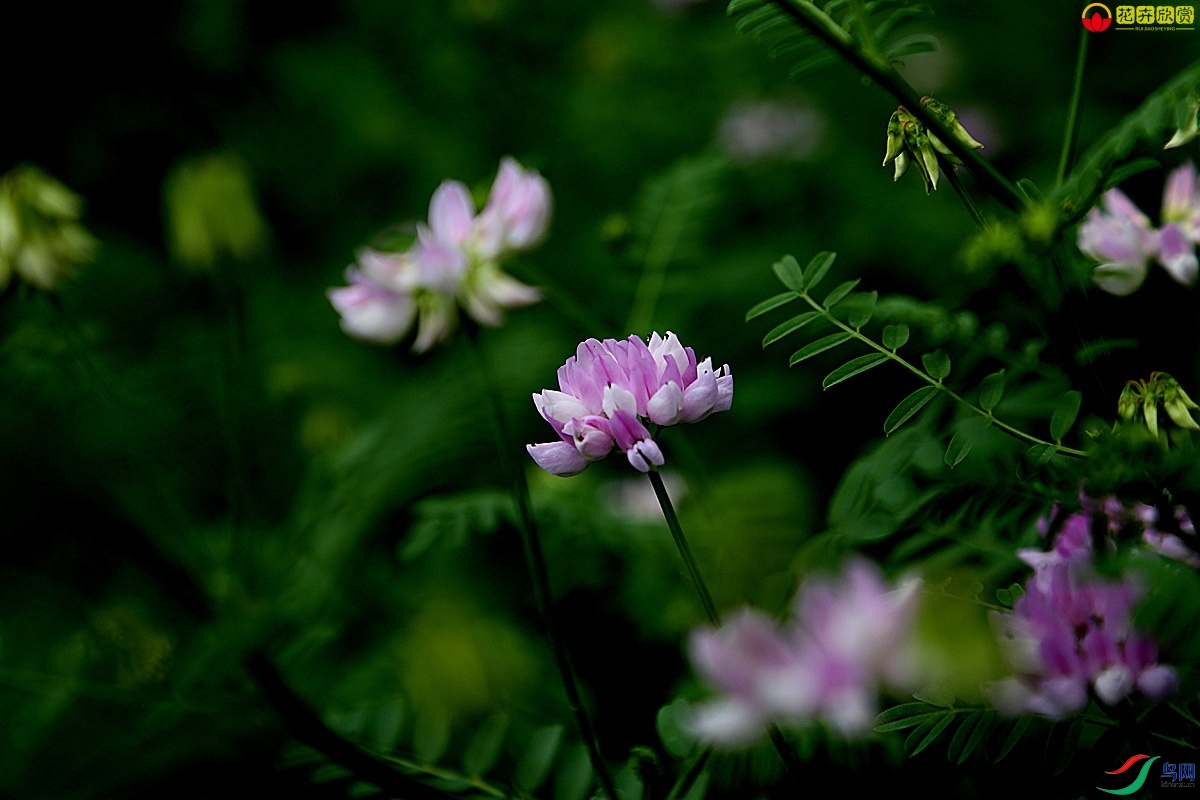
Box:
xmin=1 ymin=0 xmax=1198 ymax=797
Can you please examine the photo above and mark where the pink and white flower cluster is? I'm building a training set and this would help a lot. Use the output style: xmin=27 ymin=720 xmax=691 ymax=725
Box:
xmin=328 ymin=157 xmax=550 ymax=351
xmin=527 ymin=333 xmax=732 ymax=476
xmin=987 ymin=510 xmax=1178 ymax=718
xmin=1078 ymin=162 xmax=1200 ymax=296
xmin=686 ymin=560 xmax=921 ymax=744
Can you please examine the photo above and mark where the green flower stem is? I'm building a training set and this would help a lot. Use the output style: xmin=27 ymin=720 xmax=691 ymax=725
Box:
xmin=647 ymin=470 xmax=720 ymax=626
xmin=766 ymin=0 xmax=1024 ymax=212
xmin=1056 ymin=28 xmax=1090 ymax=186
xmin=464 ymin=327 xmax=619 ymax=800
xmin=647 ymin=470 xmax=807 ymax=778
xmin=796 ymin=292 xmax=1089 ymax=459
xmin=944 ymin=167 xmax=986 ymax=230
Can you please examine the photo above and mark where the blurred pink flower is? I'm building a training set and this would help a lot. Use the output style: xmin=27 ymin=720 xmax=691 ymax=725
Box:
xmin=528 ymin=332 xmax=732 ymax=476
xmin=988 ymin=507 xmax=1178 ymax=717
xmin=328 ymin=157 xmax=546 ymax=351
xmin=687 ymin=560 xmax=921 ymax=744
xmin=1078 ymin=163 xmax=1200 ymax=295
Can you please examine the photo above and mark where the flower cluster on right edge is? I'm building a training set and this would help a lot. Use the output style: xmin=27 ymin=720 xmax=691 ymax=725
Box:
xmin=1077 ymin=162 xmax=1200 ymax=296
xmin=986 ymin=498 xmax=1186 ymax=717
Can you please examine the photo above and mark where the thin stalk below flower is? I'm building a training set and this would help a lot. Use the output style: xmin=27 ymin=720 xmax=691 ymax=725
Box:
xmin=648 ymin=470 xmax=720 ymax=625
xmin=796 ymin=292 xmax=1089 ymax=459
xmin=464 ymin=326 xmax=619 ymax=800
xmin=647 ymin=469 xmax=807 ymax=777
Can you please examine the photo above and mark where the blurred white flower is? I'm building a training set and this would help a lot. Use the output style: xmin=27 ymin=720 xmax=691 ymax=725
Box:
xmin=716 ymin=100 xmax=827 ymax=164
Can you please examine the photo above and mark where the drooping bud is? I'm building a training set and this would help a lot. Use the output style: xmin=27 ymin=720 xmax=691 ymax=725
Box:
xmin=164 ymin=154 xmax=267 ymax=272
xmin=882 ymin=100 xmax=982 ymax=195
xmin=920 ymin=96 xmax=985 ymax=152
xmin=1145 ymin=394 xmax=1161 ymax=439
xmin=883 ymin=110 xmax=907 ymax=166
xmin=1116 ymin=382 xmax=1139 ymax=422
xmin=1157 ymin=372 xmax=1200 ymax=431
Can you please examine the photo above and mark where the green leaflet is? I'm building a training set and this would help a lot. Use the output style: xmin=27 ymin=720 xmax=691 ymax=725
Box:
xmin=948 ymin=711 xmax=994 ymax=766
xmin=874 ymin=702 xmax=942 ymax=732
xmin=994 ymin=716 xmax=1031 ymax=763
xmin=1026 ymin=443 xmax=1057 ymax=467
xmin=922 ymin=350 xmax=951 ymax=381
xmin=762 ymin=310 xmax=822 ymax=346
xmin=516 ymin=724 xmax=564 ymax=792
xmin=789 ymin=332 xmax=853 ymax=365
xmin=802 ymin=251 xmax=837 ymax=290
xmin=907 ymin=712 xmax=956 ymax=756
xmin=1050 ymin=390 xmax=1081 ymax=441
xmin=979 ymin=369 xmax=1006 ymax=412
xmin=772 ymin=254 xmax=805 ymax=291
xmin=882 ymin=323 xmax=910 ymax=350
xmin=883 ymin=385 xmax=938 ymax=435
xmin=944 ymin=429 xmax=972 ymax=468
xmin=462 ymin=713 xmax=509 ymax=778
xmin=823 ymin=279 xmax=861 ymax=309
xmin=846 ymin=290 xmax=878 ymax=328
xmin=746 ymin=291 xmax=799 ymax=320
xmin=823 ymin=353 xmax=888 ymax=389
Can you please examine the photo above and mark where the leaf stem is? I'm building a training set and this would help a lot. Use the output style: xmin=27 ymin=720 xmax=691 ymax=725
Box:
xmin=765 ymin=0 xmax=1024 ymax=211
xmin=464 ymin=327 xmax=619 ymax=800
xmin=796 ymin=292 xmax=1089 ymax=458
xmin=381 ymin=754 xmax=514 ymax=799
xmin=944 ymin=167 xmax=986 ymax=230
xmin=1056 ymin=28 xmax=1090 ymax=186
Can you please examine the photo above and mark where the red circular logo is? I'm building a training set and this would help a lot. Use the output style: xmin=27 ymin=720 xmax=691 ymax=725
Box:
xmin=1082 ymin=3 xmax=1113 ymax=31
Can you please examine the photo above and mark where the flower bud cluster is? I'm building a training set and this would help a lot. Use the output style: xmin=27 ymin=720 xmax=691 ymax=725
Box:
xmin=882 ymin=97 xmax=984 ymax=194
xmin=328 ymin=158 xmax=549 ymax=351
xmin=1115 ymin=371 xmax=1200 ymax=439
xmin=0 ymin=165 xmax=96 ymax=291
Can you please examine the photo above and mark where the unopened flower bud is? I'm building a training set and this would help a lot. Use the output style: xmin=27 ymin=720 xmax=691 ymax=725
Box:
xmin=0 ymin=164 xmax=96 ymax=291
xmin=921 ymin=96 xmax=985 ymax=152
xmin=883 ymin=110 xmax=907 ymax=166
xmin=165 ymin=154 xmax=267 ymax=272
xmin=882 ymin=101 xmax=980 ymax=195
xmin=1157 ymin=372 xmax=1200 ymax=431
xmin=1116 ymin=382 xmax=1139 ymax=421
